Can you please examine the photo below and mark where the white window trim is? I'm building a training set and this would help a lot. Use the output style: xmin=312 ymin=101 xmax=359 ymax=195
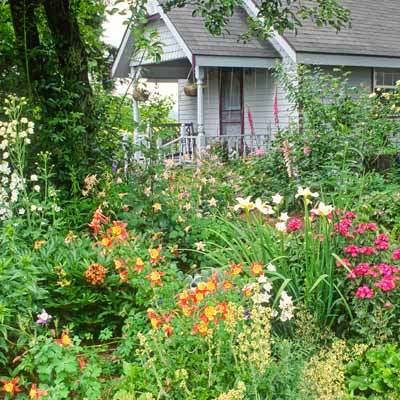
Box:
xmin=373 ymin=67 xmax=400 ymax=90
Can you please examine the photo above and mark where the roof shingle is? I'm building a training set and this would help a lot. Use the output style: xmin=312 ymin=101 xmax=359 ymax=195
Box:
xmin=165 ymin=5 xmax=279 ymax=58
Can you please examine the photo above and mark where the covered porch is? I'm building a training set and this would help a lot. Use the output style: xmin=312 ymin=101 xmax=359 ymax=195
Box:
xmin=131 ymin=57 xmax=279 ymax=161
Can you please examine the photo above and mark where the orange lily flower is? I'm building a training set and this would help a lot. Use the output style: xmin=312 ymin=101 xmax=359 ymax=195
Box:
xmin=230 ymin=262 xmax=243 ymax=276
xmin=135 ymin=257 xmax=144 ymax=272
xmin=146 ymin=269 xmax=165 ymax=286
xmin=29 ymin=384 xmax=48 ymax=399
xmin=250 ymin=261 xmax=264 ymax=276
xmin=2 ymin=377 xmax=20 ymax=396
xmin=55 ymin=332 xmax=72 ymax=347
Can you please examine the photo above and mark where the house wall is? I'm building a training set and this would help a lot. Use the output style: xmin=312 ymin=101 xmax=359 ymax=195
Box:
xmin=178 ymin=67 xmax=293 ymax=136
xmin=141 ymin=19 xmax=187 ymax=65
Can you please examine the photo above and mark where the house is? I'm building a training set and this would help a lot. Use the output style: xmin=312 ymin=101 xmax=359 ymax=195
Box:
xmin=111 ymin=0 xmax=400 ymax=158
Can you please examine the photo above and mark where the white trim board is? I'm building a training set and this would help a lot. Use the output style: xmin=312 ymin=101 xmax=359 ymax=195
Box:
xmin=298 ymin=53 xmax=400 ymax=68
xmin=196 ymin=55 xmax=277 ymax=68
xmin=111 ymin=24 xmax=133 ymax=78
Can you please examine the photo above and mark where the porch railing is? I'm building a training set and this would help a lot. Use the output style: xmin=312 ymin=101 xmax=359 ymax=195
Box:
xmin=123 ymin=122 xmax=272 ymax=169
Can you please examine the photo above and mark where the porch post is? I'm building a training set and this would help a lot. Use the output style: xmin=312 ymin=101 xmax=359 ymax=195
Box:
xmin=130 ymin=66 xmax=141 ymax=162
xmin=195 ymin=65 xmax=205 ymax=157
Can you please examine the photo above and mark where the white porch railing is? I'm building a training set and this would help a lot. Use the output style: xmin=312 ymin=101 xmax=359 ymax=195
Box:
xmin=123 ymin=122 xmax=272 ymax=168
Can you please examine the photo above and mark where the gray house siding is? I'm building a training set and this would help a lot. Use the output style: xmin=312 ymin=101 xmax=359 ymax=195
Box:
xmin=140 ymin=19 xmax=186 ymax=65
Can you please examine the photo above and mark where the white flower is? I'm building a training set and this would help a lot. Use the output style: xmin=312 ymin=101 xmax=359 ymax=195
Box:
xmin=0 ymin=139 xmax=7 ymax=150
xmin=53 ymin=205 xmax=61 ymax=212
xmin=30 ymin=174 xmax=38 ymax=182
xmin=18 ymin=208 xmax=25 ymax=215
xmin=28 ymin=121 xmax=35 ymax=129
xmin=275 ymin=222 xmax=286 ymax=232
xmin=272 ymin=193 xmax=283 ymax=205
xmin=33 ymin=185 xmax=40 ymax=192
xmin=258 ymin=275 xmax=267 ymax=284
xmin=263 ymin=282 xmax=273 ymax=292
xmin=279 ymin=212 xmax=289 ymax=222
xmin=30 ymin=205 xmax=37 ymax=211
xmin=10 ymin=189 xmax=18 ymax=202
xmin=312 ymin=202 xmax=334 ymax=217
xmin=295 ymin=186 xmax=319 ymax=199
xmin=255 ymin=198 xmax=274 ymax=215
xmin=195 ymin=241 xmax=206 ymax=251
xmin=0 ymin=161 xmax=10 ymax=175
xmin=266 ymin=263 xmax=276 ymax=272
xmin=2 ymin=152 xmax=8 ymax=160
xmin=24 ymin=138 xmax=31 ymax=144
xmin=208 ymin=197 xmax=218 ymax=207
xmin=252 ymin=292 xmax=271 ymax=304
xmin=280 ymin=310 xmax=294 ymax=322
xmin=234 ymin=196 xmax=255 ymax=211
xmin=20 ymin=117 xmax=28 ymax=124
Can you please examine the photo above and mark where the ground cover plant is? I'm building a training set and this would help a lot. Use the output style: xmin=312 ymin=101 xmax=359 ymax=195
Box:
xmin=1 ymin=62 xmax=400 ymax=400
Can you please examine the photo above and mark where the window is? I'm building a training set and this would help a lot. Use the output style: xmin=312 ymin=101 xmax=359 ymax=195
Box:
xmin=374 ymin=68 xmax=400 ymax=90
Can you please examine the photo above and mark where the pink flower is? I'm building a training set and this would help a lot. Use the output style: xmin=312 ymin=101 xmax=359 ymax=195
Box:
xmin=287 ymin=218 xmax=302 ymax=232
xmin=384 ymin=302 xmax=392 ymax=308
xmin=377 ymin=233 xmax=389 ymax=242
xmin=303 ymin=146 xmax=311 ymax=155
xmin=344 ymin=211 xmax=357 ymax=219
xmin=393 ymin=249 xmax=400 ymax=260
xmin=356 ymin=286 xmax=374 ymax=299
xmin=353 ymin=263 xmax=370 ymax=276
xmin=334 ymin=219 xmax=352 ymax=236
xmin=375 ymin=276 xmax=396 ymax=292
xmin=376 ymin=263 xmax=394 ymax=276
xmin=344 ymin=245 xmax=359 ymax=258
xmin=358 ymin=246 xmax=376 ymax=256
xmin=255 ymin=148 xmax=265 ymax=156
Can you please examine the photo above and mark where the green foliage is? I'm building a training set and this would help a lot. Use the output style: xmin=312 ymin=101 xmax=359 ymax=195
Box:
xmin=346 ymin=344 xmax=400 ymax=399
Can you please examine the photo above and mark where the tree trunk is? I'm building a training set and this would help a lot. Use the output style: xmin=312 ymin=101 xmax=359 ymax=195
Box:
xmin=43 ymin=0 xmax=93 ymax=119
xmin=9 ymin=0 xmax=43 ymax=92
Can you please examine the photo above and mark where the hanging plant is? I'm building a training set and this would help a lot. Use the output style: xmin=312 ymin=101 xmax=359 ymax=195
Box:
xmin=133 ymin=87 xmax=150 ymax=102
xmin=184 ymin=67 xmax=197 ymax=97
xmin=184 ymin=82 xmax=197 ymax=97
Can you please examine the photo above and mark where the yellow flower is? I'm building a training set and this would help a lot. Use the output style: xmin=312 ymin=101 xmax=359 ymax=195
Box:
xmin=233 ymin=196 xmax=255 ymax=212
xmin=152 ymin=203 xmax=162 ymax=212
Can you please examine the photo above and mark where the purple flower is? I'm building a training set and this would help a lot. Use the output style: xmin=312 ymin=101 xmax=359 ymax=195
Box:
xmin=36 ymin=309 xmax=52 ymax=325
xmin=244 ymin=311 xmax=251 ymax=320
xmin=112 ymin=161 xmax=118 ymax=173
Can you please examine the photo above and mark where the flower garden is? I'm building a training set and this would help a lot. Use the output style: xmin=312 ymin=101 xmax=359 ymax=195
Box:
xmin=1 ymin=70 xmax=400 ymax=400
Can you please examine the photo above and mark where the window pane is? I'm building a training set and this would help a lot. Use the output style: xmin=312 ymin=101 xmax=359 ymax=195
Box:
xmin=376 ymin=72 xmax=384 ymax=86
xmin=384 ymin=72 xmax=393 ymax=86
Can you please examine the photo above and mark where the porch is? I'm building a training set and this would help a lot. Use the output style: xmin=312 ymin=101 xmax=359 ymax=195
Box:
xmin=130 ymin=60 xmax=281 ymax=163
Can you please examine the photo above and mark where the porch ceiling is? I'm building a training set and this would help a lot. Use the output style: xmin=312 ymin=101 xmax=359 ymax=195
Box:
xmin=133 ymin=58 xmax=192 ymax=81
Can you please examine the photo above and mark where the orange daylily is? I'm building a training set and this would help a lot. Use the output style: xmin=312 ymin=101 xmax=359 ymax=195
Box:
xmin=230 ymin=262 xmax=243 ymax=276
xmin=163 ymin=324 xmax=173 ymax=337
xmin=222 ymin=280 xmax=233 ymax=290
xmin=135 ymin=257 xmax=145 ymax=272
xmin=114 ymin=259 xmax=124 ymax=270
xmin=192 ymin=321 xmax=209 ymax=336
xmin=29 ymin=384 xmax=48 ymax=399
xmin=55 ymin=332 xmax=72 ymax=347
xmin=200 ymin=305 xmax=217 ymax=323
xmin=107 ymin=220 xmax=127 ymax=240
xmin=149 ymin=247 xmax=162 ymax=264
xmin=250 ymin=261 xmax=264 ymax=276
xmin=2 ymin=377 xmax=20 ymax=396
xmin=146 ymin=269 xmax=165 ymax=286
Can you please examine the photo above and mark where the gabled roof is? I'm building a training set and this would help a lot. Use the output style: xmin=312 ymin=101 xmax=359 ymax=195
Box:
xmin=165 ymin=5 xmax=279 ymax=58
xmin=254 ymin=0 xmax=400 ymax=58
